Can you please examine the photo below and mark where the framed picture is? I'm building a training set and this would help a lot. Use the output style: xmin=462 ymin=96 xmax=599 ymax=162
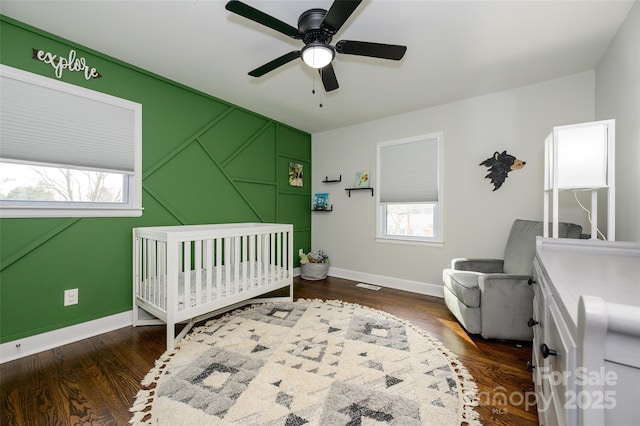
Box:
xmin=289 ymin=162 xmax=303 ymax=187
xmin=313 ymin=192 xmax=329 ymax=210
xmin=354 ymin=171 xmax=370 ymax=188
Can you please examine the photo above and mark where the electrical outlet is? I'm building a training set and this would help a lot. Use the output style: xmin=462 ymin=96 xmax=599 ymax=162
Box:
xmin=64 ymin=288 xmax=78 ymax=306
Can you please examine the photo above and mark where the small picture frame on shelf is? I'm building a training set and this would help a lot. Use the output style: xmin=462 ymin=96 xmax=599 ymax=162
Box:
xmin=313 ymin=192 xmax=329 ymax=210
xmin=354 ymin=171 xmax=370 ymax=188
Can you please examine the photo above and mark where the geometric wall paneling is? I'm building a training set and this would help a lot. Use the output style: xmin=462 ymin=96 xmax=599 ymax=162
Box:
xmin=50 ymin=218 xmax=136 ymax=310
xmin=275 ymin=125 xmax=311 ymax=261
xmin=224 ymin=123 xmax=277 ymax=182
xmin=234 ymin=181 xmax=277 ymax=223
xmin=141 ymin=107 xmax=278 ymax=224
xmin=278 ymin=192 xmax=312 ymax=231
xmin=142 ymin=106 xmax=236 ymax=180
xmin=143 ymin=143 xmax=260 ymax=224
xmin=198 ymin=109 xmax=271 ymax=163
xmin=141 ymin=188 xmax=190 ymax=226
xmin=277 ymin=153 xmax=311 ymax=250
xmin=1 ymin=217 xmax=133 ymax=341
xmin=277 ymin=125 xmax=312 ymax=160
xmin=294 ymin=228 xmax=312 ymax=259
xmin=0 ymin=217 xmax=80 ymax=272
xmin=139 ymin=91 xmax=232 ymax=170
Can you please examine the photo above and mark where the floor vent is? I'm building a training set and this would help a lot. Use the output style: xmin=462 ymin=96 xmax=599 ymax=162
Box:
xmin=356 ymin=283 xmax=382 ymax=291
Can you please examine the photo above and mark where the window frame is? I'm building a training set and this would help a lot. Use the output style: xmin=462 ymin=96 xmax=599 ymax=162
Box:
xmin=375 ymin=132 xmax=444 ymax=246
xmin=0 ymin=64 xmax=142 ymax=218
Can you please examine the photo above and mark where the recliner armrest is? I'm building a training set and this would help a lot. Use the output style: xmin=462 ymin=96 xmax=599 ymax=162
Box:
xmin=450 ymin=258 xmax=504 ymax=273
xmin=478 ymin=273 xmax=534 ymax=341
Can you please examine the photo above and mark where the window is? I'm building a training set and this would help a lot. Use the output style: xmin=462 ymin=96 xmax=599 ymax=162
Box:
xmin=0 ymin=64 xmax=142 ymax=218
xmin=376 ymin=133 xmax=443 ymax=244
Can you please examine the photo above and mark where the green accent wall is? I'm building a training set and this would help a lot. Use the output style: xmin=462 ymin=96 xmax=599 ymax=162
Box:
xmin=0 ymin=16 xmax=311 ymax=343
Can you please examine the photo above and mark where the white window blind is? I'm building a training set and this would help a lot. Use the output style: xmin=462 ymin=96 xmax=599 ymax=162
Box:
xmin=0 ymin=64 xmax=139 ymax=174
xmin=379 ymin=137 xmax=439 ymax=203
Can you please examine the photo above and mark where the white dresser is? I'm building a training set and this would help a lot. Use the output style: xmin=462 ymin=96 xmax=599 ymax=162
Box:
xmin=531 ymin=237 xmax=640 ymax=426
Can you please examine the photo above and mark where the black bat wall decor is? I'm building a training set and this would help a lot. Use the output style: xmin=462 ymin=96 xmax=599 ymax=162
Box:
xmin=479 ymin=150 xmax=526 ymax=191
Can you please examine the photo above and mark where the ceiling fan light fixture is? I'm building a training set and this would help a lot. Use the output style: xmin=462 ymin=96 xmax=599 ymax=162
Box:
xmin=301 ymin=44 xmax=334 ymax=69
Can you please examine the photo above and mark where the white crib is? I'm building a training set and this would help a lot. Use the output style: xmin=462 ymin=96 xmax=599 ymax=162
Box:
xmin=132 ymin=223 xmax=293 ymax=350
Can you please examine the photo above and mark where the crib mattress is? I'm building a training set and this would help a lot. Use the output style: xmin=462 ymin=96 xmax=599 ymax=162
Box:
xmin=138 ymin=263 xmax=289 ymax=310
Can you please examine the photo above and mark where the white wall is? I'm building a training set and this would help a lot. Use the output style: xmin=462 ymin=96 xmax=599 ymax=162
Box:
xmin=312 ymin=72 xmax=595 ymax=293
xmin=596 ymin=0 xmax=640 ymax=243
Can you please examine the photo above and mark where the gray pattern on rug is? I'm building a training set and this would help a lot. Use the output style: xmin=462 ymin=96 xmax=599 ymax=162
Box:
xmin=130 ymin=300 xmax=480 ymax=425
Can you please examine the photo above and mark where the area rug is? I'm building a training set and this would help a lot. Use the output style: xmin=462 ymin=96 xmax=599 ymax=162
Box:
xmin=130 ymin=299 xmax=481 ymax=425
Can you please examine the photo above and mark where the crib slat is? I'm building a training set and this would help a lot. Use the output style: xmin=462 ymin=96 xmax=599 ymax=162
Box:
xmin=234 ymin=236 xmax=240 ymax=295
xmin=139 ymin=238 xmax=145 ymax=301
xmin=243 ymin=235 xmax=249 ymax=292
xmin=149 ymin=240 xmax=155 ymax=307
xmin=154 ymin=241 xmax=160 ymax=307
xmin=225 ymin=237 xmax=231 ymax=297
xmin=148 ymin=239 xmax=154 ymax=304
xmin=249 ymin=235 xmax=255 ymax=290
xmin=257 ymin=234 xmax=263 ymax=289
xmin=159 ymin=241 xmax=166 ymax=310
xmin=269 ymin=234 xmax=277 ymax=282
xmin=195 ymin=240 xmax=202 ymax=309
xmin=282 ymin=231 xmax=287 ymax=279
xmin=205 ymin=239 xmax=213 ymax=304
xmin=145 ymin=239 xmax=149 ymax=301
xmin=262 ymin=234 xmax=269 ymax=285
xmin=140 ymin=238 xmax=145 ymax=301
xmin=216 ymin=238 xmax=222 ymax=299
xmin=183 ymin=242 xmax=191 ymax=312
xmin=238 ymin=235 xmax=249 ymax=292
xmin=278 ymin=231 xmax=283 ymax=281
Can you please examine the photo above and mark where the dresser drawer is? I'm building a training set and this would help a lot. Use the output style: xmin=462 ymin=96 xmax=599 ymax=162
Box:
xmin=532 ymin=261 xmax=551 ymax=335
xmin=531 ymin=347 xmax=550 ymax=426
xmin=539 ymin=298 xmax=577 ymax=426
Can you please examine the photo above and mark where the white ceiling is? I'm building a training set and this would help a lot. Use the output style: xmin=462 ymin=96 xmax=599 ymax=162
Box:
xmin=1 ymin=0 xmax=634 ymax=134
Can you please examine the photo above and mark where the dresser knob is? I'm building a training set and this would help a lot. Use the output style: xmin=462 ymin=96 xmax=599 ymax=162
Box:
xmin=540 ymin=343 xmax=557 ymax=358
xmin=527 ymin=317 xmax=539 ymax=327
xmin=527 ymin=360 xmax=536 ymax=370
xmin=528 ymin=278 xmax=536 ymax=285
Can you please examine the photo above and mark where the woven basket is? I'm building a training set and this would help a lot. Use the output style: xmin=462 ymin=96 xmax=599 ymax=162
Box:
xmin=300 ymin=262 xmax=329 ymax=280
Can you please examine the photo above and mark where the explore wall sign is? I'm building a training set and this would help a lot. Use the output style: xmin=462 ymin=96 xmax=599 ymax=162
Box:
xmin=32 ymin=48 xmax=102 ymax=80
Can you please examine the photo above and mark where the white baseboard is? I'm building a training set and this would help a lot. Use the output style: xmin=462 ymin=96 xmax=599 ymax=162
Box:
xmin=328 ymin=266 xmax=445 ymax=298
xmin=0 ymin=311 xmax=133 ymax=364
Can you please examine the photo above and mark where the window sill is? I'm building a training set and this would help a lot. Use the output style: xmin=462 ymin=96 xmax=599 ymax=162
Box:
xmin=0 ymin=207 xmax=144 ymax=218
xmin=375 ymin=236 xmax=443 ymax=248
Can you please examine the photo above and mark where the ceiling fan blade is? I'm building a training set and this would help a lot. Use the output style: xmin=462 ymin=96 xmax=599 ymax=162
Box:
xmin=336 ymin=40 xmax=407 ymax=60
xmin=226 ymin=0 xmax=301 ymax=39
xmin=319 ymin=63 xmax=339 ymax=92
xmin=249 ymin=51 xmax=301 ymax=77
xmin=321 ymin=0 xmax=362 ymax=34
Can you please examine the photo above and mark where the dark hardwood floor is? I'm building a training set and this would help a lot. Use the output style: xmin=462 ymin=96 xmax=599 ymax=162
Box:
xmin=0 ymin=276 xmax=539 ymax=425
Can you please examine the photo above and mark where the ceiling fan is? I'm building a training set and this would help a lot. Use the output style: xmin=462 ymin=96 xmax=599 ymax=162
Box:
xmin=225 ymin=0 xmax=407 ymax=92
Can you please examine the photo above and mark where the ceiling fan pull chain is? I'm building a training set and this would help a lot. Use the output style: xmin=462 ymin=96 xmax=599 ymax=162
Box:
xmin=312 ymin=70 xmax=316 ymax=94
xmin=318 ymin=69 xmax=323 ymax=107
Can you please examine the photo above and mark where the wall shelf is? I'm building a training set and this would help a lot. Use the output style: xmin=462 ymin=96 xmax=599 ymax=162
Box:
xmin=345 ymin=187 xmax=374 ymax=197
xmin=311 ymin=207 xmax=333 ymax=212
xmin=322 ymin=175 xmax=341 ymax=183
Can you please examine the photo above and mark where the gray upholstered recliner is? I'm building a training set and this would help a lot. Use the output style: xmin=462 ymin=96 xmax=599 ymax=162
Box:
xmin=442 ymin=219 xmax=582 ymax=341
